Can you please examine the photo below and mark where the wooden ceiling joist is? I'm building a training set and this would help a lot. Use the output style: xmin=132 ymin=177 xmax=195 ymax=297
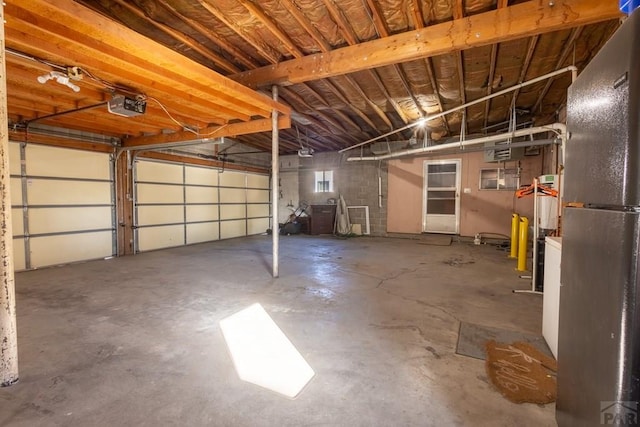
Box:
xmin=7 ymin=0 xmax=288 ymax=117
xmin=231 ymin=0 xmax=622 ymax=88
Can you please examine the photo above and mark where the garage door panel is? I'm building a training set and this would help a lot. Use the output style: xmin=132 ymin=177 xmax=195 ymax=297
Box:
xmin=186 ymin=222 xmax=219 ymax=244
xmin=136 ymin=161 xmax=183 ymax=183
xmin=219 ymin=171 xmax=245 ymax=187
xmin=27 ymin=180 xmax=111 ymax=205
xmin=220 ymin=220 xmax=246 ymax=239
xmin=12 ymin=239 xmax=26 ymax=271
xmin=247 ymin=174 xmax=269 ymax=189
xmin=136 ymin=183 xmax=183 ymax=204
xmin=186 ymin=205 xmax=218 ymax=222
xmin=30 ymin=231 xmax=112 ymax=268
xmin=248 ymin=218 xmax=269 ymax=235
xmin=185 ymin=186 xmax=218 ymax=203
xmin=10 ymin=178 xmax=22 ymax=206
xmin=247 ymin=204 xmax=269 ymax=218
xmin=138 ymin=225 xmax=184 ymax=251
xmin=221 ymin=204 xmax=246 ymax=220
xmin=11 ymin=209 xmax=24 ymax=236
xmin=220 ymin=188 xmax=246 ymax=203
xmin=137 ymin=205 xmax=184 ymax=226
xmin=28 ymin=206 xmax=112 ymax=234
xmin=9 ymin=142 xmax=21 ymax=175
xmin=247 ymin=189 xmax=269 ymax=203
xmin=185 ymin=166 xmax=218 ymax=186
xmin=26 ymin=145 xmax=110 ymax=180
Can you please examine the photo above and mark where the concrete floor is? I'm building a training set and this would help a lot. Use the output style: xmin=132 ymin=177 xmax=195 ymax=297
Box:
xmin=0 ymin=235 xmax=555 ymax=426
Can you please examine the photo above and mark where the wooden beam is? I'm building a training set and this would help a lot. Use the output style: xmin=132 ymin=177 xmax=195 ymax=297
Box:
xmin=497 ymin=0 xmax=509 ymax=9
xmin=8 ymin=0 xmax=288 ymax=116
xmin=237 ymin=0 xmax=303 ymax=59
xmin=122 ymin=115 xmax=291 ymax=149
xmin=231 ymin=0 xmax=622 ymax=88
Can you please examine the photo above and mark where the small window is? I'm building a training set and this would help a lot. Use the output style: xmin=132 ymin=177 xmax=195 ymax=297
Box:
xmin=314 ymin=170 xmax=334 ymax=193
xmin=480 ymin=168 xmax=519 ymax=190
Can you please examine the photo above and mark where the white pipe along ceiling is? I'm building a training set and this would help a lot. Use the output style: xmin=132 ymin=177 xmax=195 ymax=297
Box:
xmin=347 ymin=123 xmax=567 ymax=162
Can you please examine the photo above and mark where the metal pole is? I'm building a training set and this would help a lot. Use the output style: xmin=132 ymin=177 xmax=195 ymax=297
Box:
xmin=271 ymin=86 xmax=279 ymax=278
xmin=0 ymin=2 xmax=19 ymax=386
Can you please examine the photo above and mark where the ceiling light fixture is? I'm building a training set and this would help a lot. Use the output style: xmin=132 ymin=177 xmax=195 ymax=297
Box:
xmin=37 ymin=71 xmax=81 ymax=92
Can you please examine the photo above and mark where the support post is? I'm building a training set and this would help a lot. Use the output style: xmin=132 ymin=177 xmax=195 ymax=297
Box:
xmin=0 ymin=2 xmax=19 ymax=386
xmin=271 ymin=86 xmax=279 ymax=278
xmin=509 ymin=213 xmax=519 ymax=258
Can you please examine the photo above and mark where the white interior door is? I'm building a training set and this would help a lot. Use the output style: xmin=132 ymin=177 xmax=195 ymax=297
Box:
xmin=423 ymin=159 xmax=461 ymax=234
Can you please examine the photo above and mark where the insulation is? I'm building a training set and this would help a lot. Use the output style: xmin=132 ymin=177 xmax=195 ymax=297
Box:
xmin=69 ymin=1 xmax=622 ymax=153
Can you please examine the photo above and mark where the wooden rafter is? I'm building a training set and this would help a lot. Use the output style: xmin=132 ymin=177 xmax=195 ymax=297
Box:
xmin=456 ymin=52 xmax=466 ymax=134
xmin=196 ymin=0 xmax=281 ymax=63
xmin=280 ymin=0 xmax=332 ymax=52
xmin=531 ymin=27 xmax=584 ymax=113
xmin=453 ymin=0 xmax=464 ymax=20
xmin=324 ymin=79 xmax=378 ymax=134
xmin=236 ymin=0 xmax=304 ymax=59
xmin=231 ymin=0 xmax=622 ymax=88
xmin=111 ymin=0 xmax=240 ymax=74
xmin=157 ymin=0 xmax=258 ymax=70
xmin=367 ymin=70 xmax=411 ymax=124
xmin=279 ymin=88 xmax=352 ymax=137
xmin=483 ymin=44 xmax=499 ymax=130
xmin=344 ymin=76 xmax=393 ymax=130
xmin=508 ymin=35 xmax=539 ymax=111
xmin=322 ymin=0 xmax=359 ymax=45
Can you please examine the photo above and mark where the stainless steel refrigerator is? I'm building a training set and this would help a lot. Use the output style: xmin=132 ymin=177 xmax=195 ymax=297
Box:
xmin=557 ymin=9 xmax=640 ymax=427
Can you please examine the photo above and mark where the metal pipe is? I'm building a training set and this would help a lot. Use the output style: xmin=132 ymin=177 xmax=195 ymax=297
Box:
xmin=0 ymin=1 xmax=19 ymax=386
xmin=25 ymin=102 xmax=108 ymax=125
xmin=348 ymin=123 xmax=566 ymax=162
xmin=510 ymin=213 xmax=519 ymax=259
xmin=517 ymin=216 xmax=529 ymax=272
xmin=339 ymin=66 xmax=577 ymax=153
xmin=271 ymin=86 xmax=279 ymax=278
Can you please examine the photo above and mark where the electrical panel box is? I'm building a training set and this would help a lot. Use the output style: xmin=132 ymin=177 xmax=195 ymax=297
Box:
xmin=483 ymin=141 xmax=525 ymax=163
xmin=108 ymin=95 xmax=146 ymax=117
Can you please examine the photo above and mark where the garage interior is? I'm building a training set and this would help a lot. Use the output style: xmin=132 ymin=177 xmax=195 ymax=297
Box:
xmin=0 ymin=1 xmax=632 ymax=426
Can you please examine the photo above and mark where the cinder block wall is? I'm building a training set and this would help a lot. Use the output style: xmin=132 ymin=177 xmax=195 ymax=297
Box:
xmin=297 ymin=152 xmax=388 ymax=236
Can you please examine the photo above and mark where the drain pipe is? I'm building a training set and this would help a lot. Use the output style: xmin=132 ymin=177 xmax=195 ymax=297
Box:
xmin=347 ymin=123 xmax=566 ymax=162
xmin=339 ymin=66 xmax=577 ymax=154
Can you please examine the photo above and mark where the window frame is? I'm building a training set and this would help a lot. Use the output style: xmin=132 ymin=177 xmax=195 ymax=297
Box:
xmin=314 ymin=170 xmax=334 ymax=193
xmin=479 ymin=167 xmax=520 ymax=191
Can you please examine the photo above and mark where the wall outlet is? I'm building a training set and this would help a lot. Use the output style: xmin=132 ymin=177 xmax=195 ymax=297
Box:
xmin=463 ymin=188 xmax=472 ymax=194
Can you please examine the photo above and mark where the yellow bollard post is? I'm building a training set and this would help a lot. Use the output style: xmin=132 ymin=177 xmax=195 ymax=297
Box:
xmin=517 ymin=216 xmax=529 ymax=271
xmin=509 ymin=213 xmax=519 ymax=258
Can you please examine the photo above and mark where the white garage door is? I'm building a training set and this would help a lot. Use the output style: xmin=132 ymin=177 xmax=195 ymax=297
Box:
xmin=8 ymin=142 xmax=115 ymax=270
xmin=134 ymin=159 xmax=270 ymax=252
